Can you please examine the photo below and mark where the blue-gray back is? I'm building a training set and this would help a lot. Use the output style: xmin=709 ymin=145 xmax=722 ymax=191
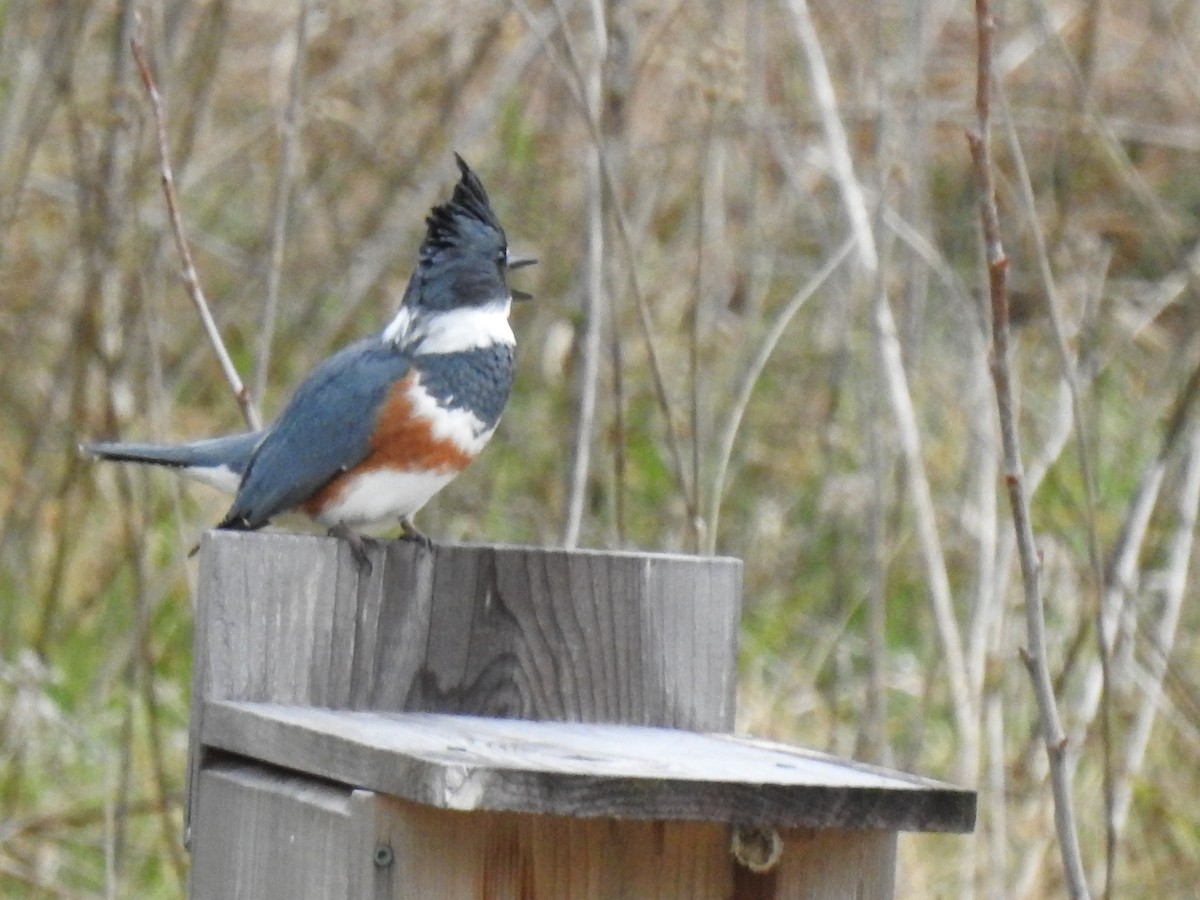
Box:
xmin=220 ymin=338 xmax=412 ymax=529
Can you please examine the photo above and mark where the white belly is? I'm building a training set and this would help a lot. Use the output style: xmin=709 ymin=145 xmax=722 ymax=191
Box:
xmin=312 ymin=468 xmax=458 ymax=528
xmin=182 ymin=463 xmax=242 ymax=495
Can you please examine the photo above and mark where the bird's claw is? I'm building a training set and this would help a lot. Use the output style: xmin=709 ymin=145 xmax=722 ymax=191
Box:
xmin=398 ymin=517 xmax=433 ymax=552
xmin=328 ymin=525 xmax=377 ymax=574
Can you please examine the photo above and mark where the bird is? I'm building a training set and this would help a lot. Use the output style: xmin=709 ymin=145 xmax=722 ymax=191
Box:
xmin=83 ymin=154 xmax=534 ymax=565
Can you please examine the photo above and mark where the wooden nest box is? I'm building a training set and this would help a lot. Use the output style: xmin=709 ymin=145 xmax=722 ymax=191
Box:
xmin=188 ymin=534 xmax=974 ymax=898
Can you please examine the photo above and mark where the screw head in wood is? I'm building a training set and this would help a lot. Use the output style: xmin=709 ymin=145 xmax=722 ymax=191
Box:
xmin=373 ymin=843 xmax=395 ymax=868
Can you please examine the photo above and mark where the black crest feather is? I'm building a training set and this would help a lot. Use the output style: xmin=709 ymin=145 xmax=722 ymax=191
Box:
xmin=401 ymin=155 xmax=512 ymax=312
xmin=422 ymin=154 xmax=505 ymax=252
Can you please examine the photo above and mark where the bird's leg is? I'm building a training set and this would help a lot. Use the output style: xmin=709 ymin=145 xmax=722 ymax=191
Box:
xmin=398 ymin=516 xmax=433 ymax=551
xmin=328 ymin=523 xmax=377 ymax=574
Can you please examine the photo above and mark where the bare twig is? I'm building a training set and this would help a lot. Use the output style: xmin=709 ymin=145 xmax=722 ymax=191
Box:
xmin=1023 ymin=0 xmax=1179 ymax=252
xmin=1112 ymin=424 xmax=1200 ymax=835
xmin=322 ymin=15 xmax=552 ymax=353
xmin=562 ymin=130 xmax=605 ymax=549
xmin=253 ymin=0 xmax=310 ymax=408
xmin=1005 ymin=233 xmax=1200 ymax=900
xmin=137 ymin=630 xmax=188 ymax=886
xmin=862 ymin=357 xmax=891 ymax=767
xmin=527 ymin=0 xmax=697 ymax=527
xmin=984 ymin=697 xmax=1009 ymax=899
xmin=0 ymin=7 xmax=89 ymax=268
xmin=688 ymin=114 xmax=710 ymax=554
xmin=130 ymin=26 xmax=262 ymax=431
xmin=1061 ymin=353 xmax=1200 ymax=881
xmin=784 ymin=0 xmax=976 ymax=783
xmin=1079 ymin=360 xmax=1200 ymax=726
xmin=705 ymin=235 xmax=854 ymax=551
xmin=563 ymin=0 xmax=611 ymax=549
xmin=997 ymin=82 xmax=1115 ymax=895
xmin=966 ymin=1 xmax=1090 ymax=896
xmin=966 ymin=347 xmax=999 ymax=694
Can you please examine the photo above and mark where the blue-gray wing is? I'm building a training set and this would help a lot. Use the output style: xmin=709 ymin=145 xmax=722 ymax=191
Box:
xmin=219 ymin=338 xmax=412 ymax=530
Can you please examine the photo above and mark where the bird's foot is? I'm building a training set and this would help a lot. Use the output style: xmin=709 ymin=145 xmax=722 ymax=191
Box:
xmin=328 ymin=524 xmax=378 ymax=574
xmin=398 ymin=517 xmax=433 ymax=552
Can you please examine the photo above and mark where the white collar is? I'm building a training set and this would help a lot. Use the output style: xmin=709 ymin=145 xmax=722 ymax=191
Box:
xmin=382 ymin=297 xmax=514 ymax=354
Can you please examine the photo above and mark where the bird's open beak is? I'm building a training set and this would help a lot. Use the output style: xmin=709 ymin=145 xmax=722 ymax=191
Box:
xmin=508 ymin=253 xmax=537 ymax=300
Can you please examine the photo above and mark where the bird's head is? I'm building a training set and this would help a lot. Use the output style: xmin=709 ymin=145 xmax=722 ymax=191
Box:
xmin=413 ymin=154 xmax=534 ymax=311
xmin=384 ymin=155 xmax=534 ymax=352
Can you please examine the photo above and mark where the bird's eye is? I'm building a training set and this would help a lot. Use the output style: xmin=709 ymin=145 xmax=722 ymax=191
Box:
xmin=497 ymin=249 xmax=508 ymax=268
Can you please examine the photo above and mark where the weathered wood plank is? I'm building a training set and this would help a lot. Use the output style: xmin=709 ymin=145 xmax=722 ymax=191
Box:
xmin=189 ymin=759 xmax=359 ymax=898
xmin=189 ymin=533 xmax=743 ymax=837
xmin=349 ymin=793 xmax=897 ymax=900
xmin=190 ymin=758 xmax=897 ymax=899
xmin=734 ymin=827 xmax=897 ymax=900
xmin=194 ymin=532 xmax=742 ymax=729
xmin=202 ymin=700 xmax=976 ymax=833
xmin=187 ymin=531 xmax=972 ymax=900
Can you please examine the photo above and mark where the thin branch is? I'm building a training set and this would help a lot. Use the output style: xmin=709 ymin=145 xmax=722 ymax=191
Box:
xmin=688 ymin=115 xmax=709 ymax=554
xmin=784 ymin=0 xmax=976 ymax=780
xmin=1112 ymin=424 xmax=1200 ymax=836
xmin=0 ymin=6 xmax=88 ymax=267
xmin=783 ymin=0 xmax=875 ymax=269
xmin=526 ymin=0 xmax=697 ymax=524
xmin=562 ymin=0 xmax=608 ymax=549
xmin=984 ymin=697 xmax=1009 ymax=899
xmin=325 ymin=7 xmax=552 ymax=345
xmin=997 ymin=81 xmax=1115 ymax=895
xmin=253 ymin=0 xmax=310 ymax=408
xmin=990 ymin=379 xmax=1074 ymax=648
xmin=861 ymin=348 xmax=892 ymax=768
xmin=705 ymin=235 xmax=854 ymax=552
xmin=1014 ymin=254 xmax=1200 ymax=898
xmin=1023 ymin=0 xmax=1180 ymax=252
xmin=562 ymin=167 xmax=605 ymax=545
xmin=130 ymin=26 xmax=262 ymax=431
xmin=966 ymin=1 xmax=1090 ymax=895
xmin=1063 ymin=351 xmax=1200 ymax=861
xmin=966 ymin=345 xmax=1000 ymax=698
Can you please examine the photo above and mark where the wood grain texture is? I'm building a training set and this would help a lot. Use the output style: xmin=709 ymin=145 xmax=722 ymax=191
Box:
xmin=186 ymin=531 xmax=972 ymax=899
xmin=189 ymin=532 xmax=742 ymax=835
xmin=191 ymin=758 xmax=897 ymax=899
xmin=202 ymin=701 xmax=976 ymax=833
xmin=193 ymin=532 xmax=741 ymax=728
xmin=190 ymin=759 xmax=359 ymax=898
xmin=731 ymin=828 xmax=897 ymax=900
xmin=351 ymin=792 xmax=897 ymax=900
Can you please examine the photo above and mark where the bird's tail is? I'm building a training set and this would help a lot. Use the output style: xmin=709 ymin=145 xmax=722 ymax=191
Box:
xmin=81 ymin=431 xmax=264 ymax=495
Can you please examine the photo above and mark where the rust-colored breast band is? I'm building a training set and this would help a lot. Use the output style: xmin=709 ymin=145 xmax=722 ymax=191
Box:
xmin=302 ymin=374 xmax=474 ymax=517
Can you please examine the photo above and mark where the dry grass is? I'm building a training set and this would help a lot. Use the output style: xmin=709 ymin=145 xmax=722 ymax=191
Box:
xmin=2 ymin=0 xmax=1200 ymax=895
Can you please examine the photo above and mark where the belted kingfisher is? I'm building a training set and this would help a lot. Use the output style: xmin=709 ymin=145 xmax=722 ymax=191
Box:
xmin=83 ymin=155 xmax=533 ymax=561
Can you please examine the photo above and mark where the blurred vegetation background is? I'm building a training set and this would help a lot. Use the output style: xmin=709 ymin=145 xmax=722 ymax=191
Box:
xmin=3 ymin=0 xmax=1200 ymax=896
